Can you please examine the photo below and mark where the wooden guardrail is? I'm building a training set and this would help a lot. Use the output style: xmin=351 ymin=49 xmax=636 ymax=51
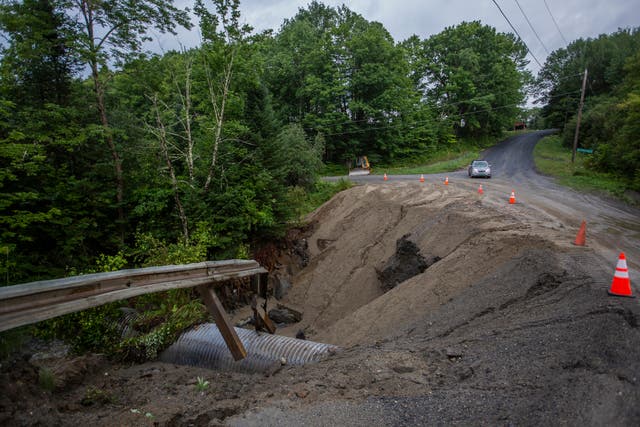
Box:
xmin=0 ymin=260 xmax=268 ymax=360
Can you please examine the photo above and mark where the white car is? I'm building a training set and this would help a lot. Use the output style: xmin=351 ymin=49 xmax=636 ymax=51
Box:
xmin=468 ymin=160 xmax=491 ymax=178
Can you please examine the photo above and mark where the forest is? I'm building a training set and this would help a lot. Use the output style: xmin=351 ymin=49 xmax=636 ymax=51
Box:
xmin=0 ymin=1 xmax=638 ymax=355
xmin=0 ymin=0 xmax=534 ymax=284
xmin=536 ymin=27 xmax=640 ymax=189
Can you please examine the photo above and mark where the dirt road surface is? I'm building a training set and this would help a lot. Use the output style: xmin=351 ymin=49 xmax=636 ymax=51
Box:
xmin=2 ymin=131 xmax=639 ymax=426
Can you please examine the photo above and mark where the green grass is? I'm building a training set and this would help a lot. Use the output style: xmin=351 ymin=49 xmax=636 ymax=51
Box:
xmin=0 ymin=327 xmax=30 ymax=360
xmin=534 ymin=135 xmax=631 ymax=200
xmin=290 ymin=179 xmax=353 ymax=220
xmin=322 ymin=147 xmax=483 ymax=177
xmin=321 ymin=134 xmax=509 ymax=178
xmin=380 ymin=150 xmax=479 ymax=175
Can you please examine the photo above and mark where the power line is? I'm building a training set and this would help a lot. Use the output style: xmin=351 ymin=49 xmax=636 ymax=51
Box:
xmin=513 ymin=0 xmax=550 ymax=55
xmin=317 ymin=89 xmax=581 ymax=137
xmin=300 ymin=73 xmax=584 ymax=135
xmin=490 ymin=0 xmax=544 ymax=69
xmin=543 ymin=0 xmax=569 ymax=46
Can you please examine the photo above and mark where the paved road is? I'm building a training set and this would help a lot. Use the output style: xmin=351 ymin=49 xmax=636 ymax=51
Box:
xmin=325 ymin=130 xmax=640 ymax=272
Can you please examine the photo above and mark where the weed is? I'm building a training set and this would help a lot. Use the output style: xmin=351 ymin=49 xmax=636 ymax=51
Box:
xmin=288 ymin=179 xmax=353 ymax=222
xmin=195 ymin=376 xmax=210 ymax=392
xmin=38 ymin=367 xmax=55 ymax=392
xmin=81 ymin=386 xmax=115 ymax=406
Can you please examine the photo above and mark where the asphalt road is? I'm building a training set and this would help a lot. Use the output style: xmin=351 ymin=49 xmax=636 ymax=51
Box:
xmin=326 ymin=130 xmax=640 ymax=273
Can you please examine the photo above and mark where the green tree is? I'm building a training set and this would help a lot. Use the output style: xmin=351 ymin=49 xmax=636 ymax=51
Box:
xmin=420 ymin=21 xmax=529 ymax=137
xmin=0 ymin=0 xmax=109 ymax=282
xmin=0 ymin=0 xmax=76 ymax=105
xmin=537 ymin=28 xmax=640 ymax=129
xmin=264 ymin=2 xmax=416 ymax=163
xmin=261 ymin=124 xmax=323 ymax=190
xmin=64 ymin=0 xmax=192 ymax=231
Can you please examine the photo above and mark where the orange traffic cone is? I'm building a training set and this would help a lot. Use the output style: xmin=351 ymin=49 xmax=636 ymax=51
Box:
xmin=478 ymin=184 xmax=483 ymax=195
xmin=509 ymin=190 xmax=516 ymax=204
xmin=419 ymin=174 xmax=425 ymax=183
xmin=444 ymin=176 xmax=449 ymax=185
xmin=608 ymin=252 xmax=634 ymax=298
xmin=573 ymin=220 xmax=586 ymax=246
xmin=383 ymin=173 xmax=388 ymax=181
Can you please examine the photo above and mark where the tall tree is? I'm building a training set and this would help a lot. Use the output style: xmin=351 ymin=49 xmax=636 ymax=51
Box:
xmin=194 ymin=0 xmax=252 ymax=191
xmin=0 ymin=0 xmax=75 ymax=105
xmin=421 ymin=21 xmax=529 ymax=137
xmin=65 ymin=0 xmax=192 ymax=231
xmin=537 ymin=28 xmax=640 ymax=128
xmin=0 ymin=0 xmax=115 ymax=282
xmin=264 ymin=2 xmax=415 ymax=163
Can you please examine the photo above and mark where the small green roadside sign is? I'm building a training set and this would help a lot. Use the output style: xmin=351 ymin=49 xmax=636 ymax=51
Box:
xmin=577 ymin=148 xmax=594 ymax=154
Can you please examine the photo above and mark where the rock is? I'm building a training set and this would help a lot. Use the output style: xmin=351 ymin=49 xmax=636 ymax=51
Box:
xmin=268 ymin=305 xmax=303 ymax=324
xmin=445 ymin=347 xmax=464 ymax=358
xmin=392 ymin=365 xmax=416 ymax=374
xmin=456 ymin=365 xmax=474 ymax=380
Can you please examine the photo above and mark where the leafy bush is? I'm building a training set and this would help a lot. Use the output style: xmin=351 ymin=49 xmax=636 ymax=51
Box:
xmin=116 ymin=299 xmax=207 ymax=362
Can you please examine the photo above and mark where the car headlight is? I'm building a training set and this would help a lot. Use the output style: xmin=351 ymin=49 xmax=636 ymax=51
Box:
xmin=486 ymin=168 xmax=491 ymax=173
xmin=473 ymin=168 xmax=478 ymax=173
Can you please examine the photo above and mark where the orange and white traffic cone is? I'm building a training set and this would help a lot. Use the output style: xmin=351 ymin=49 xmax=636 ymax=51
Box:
xmin=509 ymin=190 xmax=516 ymax=204
xmin=573 ymin=220 xmax=586 ymax=246
xmin=383 ymin=173 xmax=388 ymax=181
xmin=608 ymin=252 xmax=634 ymax=298
xmin=478 ymin=184 xmax=483 ymax=195
xmin=419 ymin=174 xmax=425 ymax=183
xmin=444 ymin=176 xmax=449 ymax=185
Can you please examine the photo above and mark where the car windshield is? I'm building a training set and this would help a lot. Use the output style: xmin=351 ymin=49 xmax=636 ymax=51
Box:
xmin=473 ymin=161 xmax=488 ymax=168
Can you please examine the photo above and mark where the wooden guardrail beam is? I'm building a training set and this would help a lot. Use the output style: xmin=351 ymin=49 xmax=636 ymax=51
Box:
xmin=198 ymin=285 xmax=247 ymax=360
xmin=0 ymin=260 xmax=267 ymax=333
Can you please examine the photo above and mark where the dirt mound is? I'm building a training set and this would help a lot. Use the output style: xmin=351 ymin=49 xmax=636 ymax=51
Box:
xmin=277 ymin=183 xmax=551 ymax=346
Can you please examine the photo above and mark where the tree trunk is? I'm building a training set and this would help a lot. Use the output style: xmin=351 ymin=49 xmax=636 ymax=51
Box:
xmin=151 ymin=96 xmax=190 ymax=242
xmin=82 ymin=1 xmax=125 ymax=239
xmin=91 ymin=59 xmax=125 ymax=240
xmin=204 ymin=50 xmax=235 ymax=192
xmin=175 ymin=56 xmax=195 ymax=184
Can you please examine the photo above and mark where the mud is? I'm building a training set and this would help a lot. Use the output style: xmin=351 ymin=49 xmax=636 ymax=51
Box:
xmin=1 ymin=181 xmax=639 ymax=426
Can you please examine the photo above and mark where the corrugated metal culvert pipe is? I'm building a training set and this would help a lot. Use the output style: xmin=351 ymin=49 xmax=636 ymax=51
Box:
xmin=159 ymin=323 xmax=340 ymax=373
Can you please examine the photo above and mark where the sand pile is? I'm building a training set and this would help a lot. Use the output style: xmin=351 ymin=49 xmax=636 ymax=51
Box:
xmin=279 ymin=182 xmax=558 ymax=346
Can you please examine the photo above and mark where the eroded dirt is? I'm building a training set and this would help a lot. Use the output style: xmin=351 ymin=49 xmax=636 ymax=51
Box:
xmin=2 ymin=181 xmax=640 ymax=426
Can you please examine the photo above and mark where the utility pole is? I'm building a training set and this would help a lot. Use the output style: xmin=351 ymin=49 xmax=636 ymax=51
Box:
xmin=572 ymin=69 xmax=588 ymax=163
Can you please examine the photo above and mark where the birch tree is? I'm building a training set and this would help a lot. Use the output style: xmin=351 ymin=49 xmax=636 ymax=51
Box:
xmin=66 ymin=0 xmax=191 ymax=228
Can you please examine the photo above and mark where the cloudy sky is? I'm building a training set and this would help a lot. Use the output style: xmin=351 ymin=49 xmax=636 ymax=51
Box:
xmin=152 ymin=0 xmax=640 ymax=75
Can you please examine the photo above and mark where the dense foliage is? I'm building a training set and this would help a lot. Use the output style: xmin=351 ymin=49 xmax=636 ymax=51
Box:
xmin=536 ymin=28 xmax=640 ymax=190
xmin=0 ymin=0 xmax=532 ymax=286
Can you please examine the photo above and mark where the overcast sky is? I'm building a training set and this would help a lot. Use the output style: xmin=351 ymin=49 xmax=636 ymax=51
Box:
xmin=150 ymin=0 xmax=640 ymax=76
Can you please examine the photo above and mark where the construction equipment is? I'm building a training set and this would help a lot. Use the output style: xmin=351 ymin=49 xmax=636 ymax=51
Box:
xmin=349 ymin=156 xmax=371 ymax=176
